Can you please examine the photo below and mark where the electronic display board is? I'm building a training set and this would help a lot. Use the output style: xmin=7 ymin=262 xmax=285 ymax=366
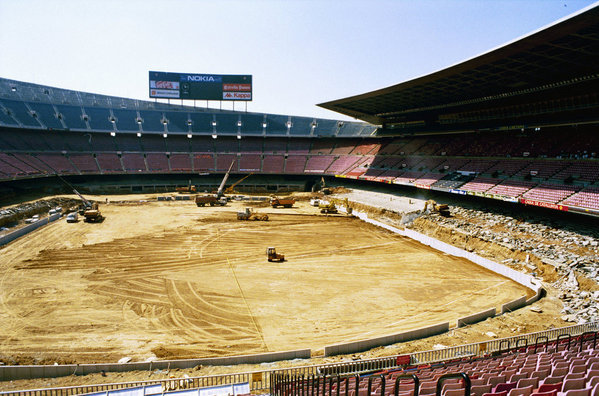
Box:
xmin=149 ymin=71 xmax=252 ymax=101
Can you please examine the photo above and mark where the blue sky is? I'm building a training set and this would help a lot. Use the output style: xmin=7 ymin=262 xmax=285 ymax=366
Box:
xmin=0 ymin=0 xmax=596 ymax=120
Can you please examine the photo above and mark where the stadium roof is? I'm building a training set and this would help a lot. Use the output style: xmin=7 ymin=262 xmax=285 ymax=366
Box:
xmin=318 ymin=2 xmax=599 ymax=135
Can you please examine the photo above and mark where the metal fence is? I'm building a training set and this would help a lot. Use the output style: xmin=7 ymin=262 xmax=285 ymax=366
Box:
xmin=271 ymin=322 xmax=599 ymax=379
xmin=2 ymin=323 xmax=597 ymax=396
xmin=0 ymin=372 xmax=263 ymax=396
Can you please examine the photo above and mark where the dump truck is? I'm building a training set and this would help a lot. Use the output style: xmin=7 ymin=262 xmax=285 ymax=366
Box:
xmin=267 ymin=247 xmax=285 ymax=262
xmin=270 ymin=196 xmax=295 ymax=208
xmin=237 ymin=208 xmax=269 ymax=221
xmin=195 ymin=195 xmax=227 ymax=207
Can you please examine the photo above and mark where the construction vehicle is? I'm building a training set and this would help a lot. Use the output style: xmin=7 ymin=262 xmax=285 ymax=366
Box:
xmin=334 ymin=197 xmax=353 ymax=215
xmin=55 ymin=174 xmax=103 ymax=222
xmin=267 ymin=247 xmax=285 ymax=262
xmin=195 ymin=195 xmax=227 ymax=207
xmin=176 ymin=180 xmax=197 ymax=194
xmin=423 ymin=200 xmax=450 ymax=217
xmin=83 ymin=202 xmax=103 ymax=222
xmin=195 ymin=160 xmax=235 ymax=207
xmin=237 ymin=207 xmax=269 ymax=221
xmin=320 ymin=176 xmax=332 ymax=195
xmin=270 ymin=196 xmax=295 ymax=208
xmin=225 ymin=173 xmax=253 ymax=194
xmin=319 ymin=201 xmax=338 ymax=214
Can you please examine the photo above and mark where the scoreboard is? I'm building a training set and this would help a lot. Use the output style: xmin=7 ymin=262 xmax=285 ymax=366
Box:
xmin=149 ymin=71 xmax=252 ymax=101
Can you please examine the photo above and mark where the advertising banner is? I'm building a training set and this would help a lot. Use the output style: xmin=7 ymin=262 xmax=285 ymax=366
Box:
xmin=519 ymin=198 xmax=569 ymax=211
xmin=149 ymin=71 xmax=252 ymax=101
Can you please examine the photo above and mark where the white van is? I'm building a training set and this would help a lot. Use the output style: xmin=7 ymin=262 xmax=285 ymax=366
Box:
xmin=66 ymin=212 xmax=78 ymax=223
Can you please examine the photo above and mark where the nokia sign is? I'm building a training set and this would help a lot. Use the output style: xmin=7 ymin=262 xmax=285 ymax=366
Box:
xmin=149 ymin=71 xmax=251 ymax=101
xmin=182 ymin=74 xmax=223 ymax=83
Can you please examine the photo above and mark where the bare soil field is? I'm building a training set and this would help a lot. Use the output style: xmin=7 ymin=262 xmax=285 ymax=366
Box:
xmin=0 ymin=194 xmax=529 ymax=367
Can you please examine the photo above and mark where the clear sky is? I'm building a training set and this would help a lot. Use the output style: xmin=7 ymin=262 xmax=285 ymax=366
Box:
xmin=0 ymin=0 xmax=596 ymax=121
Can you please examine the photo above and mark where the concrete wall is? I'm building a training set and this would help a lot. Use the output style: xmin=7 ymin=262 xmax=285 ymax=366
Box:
xmin=0 ymin=213 xmax=61 ymax=247
xmin=457 ymin=308 xmax=496 ymax=328
xmin=324 ymin=322 xmax=449 ymax=356
xmin=0 ymin=349 xmax=311 ymax=381
xmin=502 ymin=296 xmax=528 ymax=314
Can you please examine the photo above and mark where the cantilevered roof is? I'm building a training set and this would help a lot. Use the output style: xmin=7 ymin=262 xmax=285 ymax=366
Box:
xmin=318 ymin=2 xmax=599 ymax=133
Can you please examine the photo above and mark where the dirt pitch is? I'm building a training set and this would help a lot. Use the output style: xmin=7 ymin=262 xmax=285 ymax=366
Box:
xmin=0 ymin=195 xmax=531 ymax=364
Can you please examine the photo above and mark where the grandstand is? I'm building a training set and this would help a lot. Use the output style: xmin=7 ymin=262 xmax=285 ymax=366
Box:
xmin=1 ymin=2 xmax=599 ymax=396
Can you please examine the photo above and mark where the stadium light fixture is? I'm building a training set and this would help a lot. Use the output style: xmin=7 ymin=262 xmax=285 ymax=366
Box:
xmin=211 ymin=120 xmax=217 ymax=127
xmin=262 ymin=122 xmax=267 ymax=129
xmin=187 ymin=120 xmax=192 ymax=126
xmin=136 ymin=118 xmax=142 ymax=124
xmin=163 ymin=133 xmax=168 ymax=138
xmin=286 ymin=121 xmax=292 ymax=129
xmin=110 ymin=132 xmax=116 ymax=137
xmin=10 ymin=86 xmax=16 ymax=92
xmin=187 ymin=133 xmax=192 ymax=139
xmin=237 ymin=134 xmax=241 ymax=140
xmin=237 ymin=120 xmax=242 ymax=127
xmin=137 ymin=132 xmax=142 ymax=137
xmin=211 ymin=134 xmax=217 ymax=139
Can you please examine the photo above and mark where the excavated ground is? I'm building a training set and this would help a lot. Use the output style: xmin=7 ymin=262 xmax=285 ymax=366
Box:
xmin=0 ymin=191 xmax=578 ymax=391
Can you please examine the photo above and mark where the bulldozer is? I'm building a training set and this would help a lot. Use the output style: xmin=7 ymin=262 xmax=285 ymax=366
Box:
xmin=267 ymin=247 xmax=285 ymax=262
xmin=423 ymin=200 xmax=450 ymax=217
xmin=237 ymin=207 xmax=269 ymax=221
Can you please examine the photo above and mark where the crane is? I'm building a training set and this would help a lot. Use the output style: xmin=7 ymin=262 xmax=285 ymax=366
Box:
xmin=55 ymin=174 xmax=103 ymax=222
xmin=215 ymin=160 xmax=235 ymax=198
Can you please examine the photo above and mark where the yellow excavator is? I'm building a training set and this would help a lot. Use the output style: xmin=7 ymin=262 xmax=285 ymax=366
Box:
xmin=423 ymin=200 xmax=450 ymax=217
xmin=225 ymin=173 xmax=253 ymax=194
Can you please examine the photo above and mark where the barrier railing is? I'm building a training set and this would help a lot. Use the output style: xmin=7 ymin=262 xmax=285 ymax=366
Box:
xmin=0 ymin=372 xmax=264 ymax=396
xmin=2 ymin=325 xmax=597 ymax=396
xmin=271 ymin=323 xmax=599 ymax=380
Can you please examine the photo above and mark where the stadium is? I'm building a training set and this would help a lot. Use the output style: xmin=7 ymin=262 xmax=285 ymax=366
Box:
xmin=0 ymin=2 xmax=599 ymax=396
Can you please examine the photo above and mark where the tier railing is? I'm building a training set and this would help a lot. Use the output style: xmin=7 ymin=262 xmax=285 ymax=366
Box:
xmin=1 ymin=323 xmax=597 ymax=396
